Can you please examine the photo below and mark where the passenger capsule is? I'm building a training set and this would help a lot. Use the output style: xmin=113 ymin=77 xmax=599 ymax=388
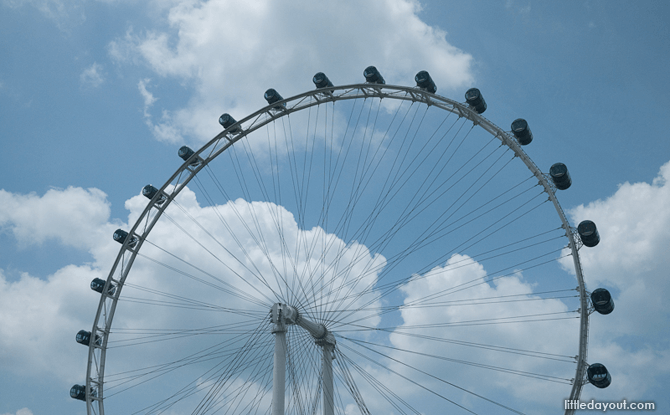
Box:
xmin=587 ymin=363 xmax=611 ymax=388
xmin=264 ymin=88 xmax=285 ymax=109
xmin=70 ymin=384 xmax=87 ymax=401
xmin=219 ymin=113 xmax=241 ymax=133
xmin=549 ymin=163 xmax=572 ymax=190
xmin=415 ymin=70 xmax=437 ymax=93
xmin=142 ymin=184 xmax=167 ymax=205
xmin=511 ymin=118 xmax=533 ymax=145
xmin=76 ymin=330 xmax=92 ymax=346
xmin=113 ymin=229 xmax=138 ymax=248
xmin=76 ymin=330 xmax=101 ymax=346
xmin=465 ymin=88 xmax=487 ymax=114
xmin=363 ymin=66 xmax=385 ymax=84
xmin=178 ymin=146 xmax=200 ymax=167
xmin=591 ymin=288 xmax=615 ymax=315
xmin=313 ymin=72 xmax=334 ymax=89
xmin=90 ymin=278 xmax=116 ymax=295
xmin=578 ymin=220 xmax=600 ymax=247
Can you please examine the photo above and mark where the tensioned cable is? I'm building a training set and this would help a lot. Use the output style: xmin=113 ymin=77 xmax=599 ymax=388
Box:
xmin=340 ymin=335 xmax=573 ymax=383
xmin=135 ymin=242 xmax=268 ymax=308
xmin=155 ymin=206 xmax=277 ymax=306
xmin=339 ymin=339 xmax=526 ymax=415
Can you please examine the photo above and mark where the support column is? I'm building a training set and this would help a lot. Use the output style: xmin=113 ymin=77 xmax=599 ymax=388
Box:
xmin=322 ymin=343 xmax=335 ymax=415
xmin=271 ymin=308 xmax=288 ymax=415
xmin=271 ymin=303 xmax=336 ymax=415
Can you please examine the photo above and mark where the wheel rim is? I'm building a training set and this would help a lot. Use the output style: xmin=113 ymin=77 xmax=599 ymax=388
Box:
xmin=85 ymin=83 xmax=589 ymax=415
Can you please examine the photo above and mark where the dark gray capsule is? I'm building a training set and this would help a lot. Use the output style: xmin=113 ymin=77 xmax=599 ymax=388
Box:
xmin=465 ymin=88 xmax=487 ymax=114
xmin=76 ymin=330 xmax=92 ymax=346
xmin=550 ymin=163 xmax=572 ymax=190
xmin=219 ymin=113 xmax=241 ymax=133
xmin=70 ymin=384 xmax=87 ymax=401
xmin=511 ymin=118 xmax=533 ymax=145
xmin=76 ymin=330 xmax=101 ymax=346
xmin=313 ymin=72 xmax=334 ymax=89
xmin=578 ymin=220 xmax=600 ymax=247
xmin=90 ymin=278 xmax=116 ymax=295
xmin=264 ymin=88 xmax=285 ymax=109
xmin=178 ymin=146 xmax=194 ymax=161
xmin=591 ymin=288 xmax=615 ymax=315
xmin=415 ymin=70 xmax=437 ymax=93
xmin=113 ymin=229 xmax=138 ymax=248
xmin=178 ymin=146 xmax=200 ymax=166
xmin=587 ymin=363 xmax=611 ymax=388
xmin=142 ymin=184 xmax=167 ymax=205
xmin=363 ymin=66 xmax=385 ymax=84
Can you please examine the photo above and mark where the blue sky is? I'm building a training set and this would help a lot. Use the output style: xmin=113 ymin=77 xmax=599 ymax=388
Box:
xmin=1 ymin=1 xmax=669 ymax=414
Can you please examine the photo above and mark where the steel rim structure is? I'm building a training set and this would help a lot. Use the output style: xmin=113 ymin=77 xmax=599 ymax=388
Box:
xmin=82 ymin=81 xmax=594 ymax=414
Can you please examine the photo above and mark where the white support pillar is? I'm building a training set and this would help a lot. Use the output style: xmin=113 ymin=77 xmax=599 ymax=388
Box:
xmin=271 ymin=305 xmax=289 ymax=415
xmin=322 ymin=343 xmax=335 ymax=415
xmin=271 ymin=303 xmax=336 ymax=415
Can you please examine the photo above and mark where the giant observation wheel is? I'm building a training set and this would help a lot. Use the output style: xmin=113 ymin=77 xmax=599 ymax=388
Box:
xmin=72 ymin=68 xmax=613 ymax=415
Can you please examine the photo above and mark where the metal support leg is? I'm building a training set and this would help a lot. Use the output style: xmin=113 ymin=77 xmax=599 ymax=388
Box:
xmin=322 ymin=343 xmax=335 ymax=415
xmin=272 ymin=325 xmax=287 ymax=415
xmin=271 ymin=303 xmax=336 ymax=415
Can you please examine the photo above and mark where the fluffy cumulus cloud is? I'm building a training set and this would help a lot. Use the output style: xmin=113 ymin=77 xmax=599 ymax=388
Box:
xmin=109 ymin=0 xmax=474 ymax=143
xmin=0 ymin=266 xmax=103 ymax=381
xmin=0 ymin=187 xmax=118 ymax=380
xmin=0 ymin=187 xmax=113 ymax=250
xmin=560 ymin=160 xmax=670 ymax=401
xmin=4 ymin=160 xmax=670 ymax=412
xmin=0 ymin=185 xmax=386 ymax=411
xmin=388 ymin=254 xmax=578 ymax=411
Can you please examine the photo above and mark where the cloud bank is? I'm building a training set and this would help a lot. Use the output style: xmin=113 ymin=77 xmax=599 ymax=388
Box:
xmin=109 ymin=0 xmax=474 ymax=143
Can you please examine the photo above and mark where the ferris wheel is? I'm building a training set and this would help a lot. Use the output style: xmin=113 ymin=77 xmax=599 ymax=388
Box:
xmin=71 ymin=67 xmax=614 ymax=415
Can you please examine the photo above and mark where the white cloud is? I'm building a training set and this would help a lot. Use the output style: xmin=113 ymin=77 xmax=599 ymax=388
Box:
xmin=0 ymin=409 xmax=34 ymax=415
xmin=4 ymin=159 xmax=667 ymax=412
xmin=0 ymin=187 xmax=113 ymax=250
xmin=80 ymin=62 xmax=105 ymax=88
xmin=110 ymin=0 xmax=474 ymax=144
xmin=0 ymin=185 xmax=386 ymax=408
xmin=559 ymin=160 xmax=670 ymax=398
xmin=389 ymin=254 xmax=579 ymax=409
xmin=0 ymin=187 xmax=119 ymax=381
xmin=0 ymin=266 xmax=102 ymax=381
xmin=138 ymin=78 xmax=183 ymax=142
xmin=561 ymin=160 xmax=670 ymax=339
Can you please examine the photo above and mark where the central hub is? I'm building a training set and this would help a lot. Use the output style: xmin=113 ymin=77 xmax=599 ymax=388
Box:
xmin=270 ymin=303 xmax=335 ymax=346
